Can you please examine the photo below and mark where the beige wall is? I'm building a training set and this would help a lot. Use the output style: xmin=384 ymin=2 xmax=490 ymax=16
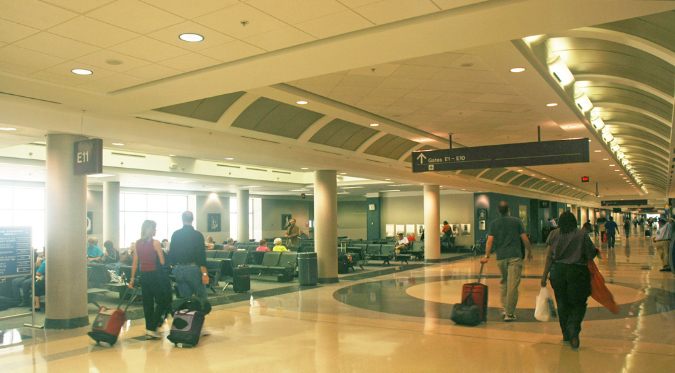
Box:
xmin=262 ymin=198 xmax=311 ymax=239
xmin=196 ymin=194 xmax=230 ymax=243
xmin=380 ymin=192 xmax=475 ymax=246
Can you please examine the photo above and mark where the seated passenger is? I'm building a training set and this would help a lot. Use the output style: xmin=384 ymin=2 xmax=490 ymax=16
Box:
xmin=407 ymin=233 xmax=416 ymax=242
xmin=299 ymin=230 xmax=309 ymax=239
xmin=205 ymin=236 xmax=215 ymax=250
xmin=256 ymin=239 xmax=270 ymax=252
xmin=118 ymin=243 xmax=135 ymax=265
xmin=12 ymin=255 xmax=44 ymax=306
xmin=104 ymin=240 xmax=124 ymax=274
xmin=87 ymin=237 xmax=104 ymax=263
xmin=222 ymin=238 xmax=237 ymax=252
xmin=395 ymin=232 xmax=409 ymax=253
xmin=272 ymin=238 xmax=288 ymax=252
xmin=161 ymin=239 xmax=170 ymax=253
xmin=33 ymin=260 xmax=46 ymax=311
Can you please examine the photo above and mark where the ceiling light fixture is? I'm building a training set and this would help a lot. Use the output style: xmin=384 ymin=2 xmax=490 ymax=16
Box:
xmin=296 ymin=100 xmax=308 ymax=105
xmin=574 ymin=91 xmax=593 ymax=112
xmin=547 ymin=55 xmax=574 ymax=86
xmin=112 ymin=143 xmax=124 ymax=146
xmin=370 ymin=123 xmax=379 ymax=127
xmin=0 ymin=127 xmax=17 ymax=131
xmin=594 ymin=150 xmax=601 ymax=153
xmin=591 ymin=116 xmax=605 ymax=130
xmin=225 ymin=157 xmax=234 ymax=160
xmin=510 ymin=67 xmax=526 ymax=73
xmin=179 ymin=33 xmax=204 ymax=42
xmin=602 ymin=131 xmax=614 ymax=143
xmin=611 ymin=144 xmax=621 ymax=152
xmin=72 ymin=68 xmax=93 ymax=75
xmin=339 ymin=172 xmax=346 ymax=175
xmin=546 ymin=103 xmax=558 ymax=107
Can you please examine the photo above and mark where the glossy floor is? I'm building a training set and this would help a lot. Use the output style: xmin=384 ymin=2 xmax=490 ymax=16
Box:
xmin=1 ymin=235 xmax=673 ymax=373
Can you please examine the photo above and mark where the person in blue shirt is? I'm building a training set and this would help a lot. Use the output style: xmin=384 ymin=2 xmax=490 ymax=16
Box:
xmin=87 ymin=237 xmax=104 ymax=262
xmin=604 ymin=216 xmax=619 ymax=249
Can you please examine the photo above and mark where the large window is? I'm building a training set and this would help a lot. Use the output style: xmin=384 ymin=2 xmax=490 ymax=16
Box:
xmin=0 ymin=187 xmax=45 ymax=251
xmin=120 ymin=193 xmax=195 ymax=248
xmin=229 ymin=197 xmax=262 ymax=242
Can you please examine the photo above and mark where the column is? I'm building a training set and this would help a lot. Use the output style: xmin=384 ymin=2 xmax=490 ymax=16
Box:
xmin=103 ymin=181 xmax=120 ymax=248
xmin=45 ymin=134 xmax=89 ymax=329
xmin=424 ymin=184 xmax=441 ymax=263
xmin=237 ymin=189 xmax=249 ymax=242
xmin=314 ymin=170 xmax=338 ymax=283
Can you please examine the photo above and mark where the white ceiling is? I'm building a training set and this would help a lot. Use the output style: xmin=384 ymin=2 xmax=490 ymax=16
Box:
xmin=0 ymin=0 xmax=673 ymax=204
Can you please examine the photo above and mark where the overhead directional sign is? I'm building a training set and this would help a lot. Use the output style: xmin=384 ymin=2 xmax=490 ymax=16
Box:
xmin=411 ymin=138 xmax=589 ymax=173
xmin=601 ymin=199 xmax=648 ymax=206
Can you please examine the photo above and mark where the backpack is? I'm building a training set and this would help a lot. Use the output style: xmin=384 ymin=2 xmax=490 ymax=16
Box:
xmin=337 ymin=254 xmax=353 ymax=274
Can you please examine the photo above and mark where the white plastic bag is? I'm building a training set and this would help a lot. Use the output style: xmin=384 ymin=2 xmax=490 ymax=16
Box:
xmin=534 ymin=286 xmax=553 ymax=322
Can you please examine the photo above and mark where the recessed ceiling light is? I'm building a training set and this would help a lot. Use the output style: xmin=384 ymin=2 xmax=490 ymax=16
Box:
xmin=0 ymin=127 xmax=17 ymax=131
xmin=546 ymin=103 xmax=558 ymax=107
xmin=301 ymin=167 xmax=308 ymax=170
xmin=609 ymin=164 xmax=615 ymax=166
xmin=370 ymin=123 xmax=379 ymax=127
xmin=385 ymin=178 xmax=391 ymax=181
xmin=594 ymin=150 xmax=601 ymax=153
xmin=72 ymin=68 xmax=92 ymax=75
xmin=296 ymin=100 xmax=308 ymax=105
xmin=542 ymin=178 xmax=547 ymax=180
xmin=602 ymin=158 xmax=609 ymax=161
xmin=179 ymin=33 xmax=204 ymax=42
xmin=88 ymin=174 xmax=113 ymax=178
xmin=615 ymin=170 xmax=620 ymax=172
xmin=225 ymin=157 xmax=234 ymax=160
xmin=339 ymin=172 xmax=347 ymax=175
xmin=510 ymin=67 xmax=526 ymax=73
xmin=517 ymin=169 xmax=523 ymax=172
xmin=112 ymin=142 xmax=124 ymax=146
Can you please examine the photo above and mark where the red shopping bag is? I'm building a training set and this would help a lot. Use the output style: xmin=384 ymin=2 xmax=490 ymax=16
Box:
xmin=587 ymin=260 xmax=619 ymax=314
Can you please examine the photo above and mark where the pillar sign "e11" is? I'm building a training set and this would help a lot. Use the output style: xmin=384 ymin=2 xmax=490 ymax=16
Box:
xmin=74 ymin=138 xmax=103 ymax=175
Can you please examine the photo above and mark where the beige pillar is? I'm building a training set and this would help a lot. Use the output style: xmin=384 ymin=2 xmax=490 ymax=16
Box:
xmin=103 ymin=181 xmax=120 ymax=248
xmin=424 ymin=184 xmax=441 ymax=262
xmin=314 ymin=170 xmax=338 ymax=283
xmin=45 ymin=134 xmax=89 ymax=329
xmin=237 ymin=189 xmax=249 ymax=242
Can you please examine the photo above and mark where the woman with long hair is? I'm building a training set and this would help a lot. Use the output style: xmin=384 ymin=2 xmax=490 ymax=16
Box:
xmin=541 ymin=211 xmax=599 ymax=349
xmin=129 ymin=220 xmax=172 ymax=339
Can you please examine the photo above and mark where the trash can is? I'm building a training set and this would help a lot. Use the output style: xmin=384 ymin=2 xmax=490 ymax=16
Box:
xmin=298 ymin=252 xmax=318 ymax=286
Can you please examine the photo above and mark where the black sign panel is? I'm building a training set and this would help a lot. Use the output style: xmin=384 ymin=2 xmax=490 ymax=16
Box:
xmin=601 ymin=200 xmax=648 ymax=206
xmin=411 ymin=138 xmax=589 ymax=172
xmin=74 ymin=138 xmax=103 ymax=175
xmin=0 ymin=227 xmax=32 ymax=277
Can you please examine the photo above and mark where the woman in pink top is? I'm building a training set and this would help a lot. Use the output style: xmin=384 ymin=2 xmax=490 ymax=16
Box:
xmin=129 ymin=220 xmax=172 ymax=339
xmin=256 ymin=239 xmax=270 ymax=251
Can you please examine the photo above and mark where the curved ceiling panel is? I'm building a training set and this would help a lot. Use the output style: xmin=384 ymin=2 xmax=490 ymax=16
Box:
xmin=596 ymin=11 xmax=675 ymax=53
xmin=231 ymin=97 xmax=324 ymax=139
xmin=479 ymin=168 xmax=509 ymax=180
xmin=363 ymin=134 xmax=418 ymax=160
xmin=156 ymin=92 xmax=246 ymax=123
xmin=496 ymin=171 xmax=520 ymax=183
xmin=309 ymin=119 xmax=378 ymax=151
xmin=510 ymin=174 xmax=532 ymax=186
xmin=458 ymin=168 xmax=487 ymax=177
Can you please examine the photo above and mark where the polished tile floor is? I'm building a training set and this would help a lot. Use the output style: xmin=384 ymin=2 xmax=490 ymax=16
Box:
xmin=1 ymin=234 xmax=673 ymax=372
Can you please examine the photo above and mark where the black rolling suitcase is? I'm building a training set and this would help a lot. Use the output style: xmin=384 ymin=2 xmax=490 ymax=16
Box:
xmin=167 ymin=310 xmax=205 ymax=347
xmin=233 ymin=266 xmax=250 ymax=293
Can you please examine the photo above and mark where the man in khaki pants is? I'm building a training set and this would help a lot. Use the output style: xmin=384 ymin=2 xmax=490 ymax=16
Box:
xmin=481 ymin=201 xmax=533 ymax=321
xmin=653 ymin=218 xmax=671 ymax=272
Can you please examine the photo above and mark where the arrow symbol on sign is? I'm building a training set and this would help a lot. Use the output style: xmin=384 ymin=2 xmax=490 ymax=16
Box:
xmin=417 ymin=153 xmax=427 ymax=164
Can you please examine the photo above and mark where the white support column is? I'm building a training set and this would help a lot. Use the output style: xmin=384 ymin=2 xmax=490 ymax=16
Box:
xmin=314 ymin=170 xmax=338 ymax=283
xmin=45 ymin=134 xmax=89 ymax=329
xmin=424 ymin=184 xmax=441 ymax=262
xmin=103 ymin=181 xmax=120 ymax=248
xmin=237 ymin=189 xmax=249 ymax=243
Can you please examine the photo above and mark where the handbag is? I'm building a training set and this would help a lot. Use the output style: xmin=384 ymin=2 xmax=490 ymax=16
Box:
xmin=587 ymin=259 xmax=620 ymax=314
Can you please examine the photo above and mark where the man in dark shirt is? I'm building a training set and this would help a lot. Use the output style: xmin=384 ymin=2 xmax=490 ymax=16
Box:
xmin=170 ymin=211 xmax=208 ymax=299
xmin=480 ymin=201 xmax=532 ymax=322
xmin=604 ymin=216 xmax=619 ymax=249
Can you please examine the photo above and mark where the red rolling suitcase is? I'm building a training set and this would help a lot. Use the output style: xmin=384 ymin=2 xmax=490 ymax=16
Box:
xmin=460 ymin=263 xmax=488 ymax=322
xmin=88 ymin=287 xmax=138 ymax=346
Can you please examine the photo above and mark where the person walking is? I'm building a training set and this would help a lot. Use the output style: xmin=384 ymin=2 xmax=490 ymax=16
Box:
xmin=653 ymin=218 xmax=672 ymax=272
xmin=541 ymin=211 xmax=599 ymax=349
xmin=169 ymin=211 xmax=209 ymax=299
xmin=480 ymin=201 xmax=532 ymax=321
xmin=623 ymin=219 xmax=631 ymax=239
xmin=129 ymin=220 xmax=172 ymax=339
xmin=605 ymin=216 xmax=619 ymax=249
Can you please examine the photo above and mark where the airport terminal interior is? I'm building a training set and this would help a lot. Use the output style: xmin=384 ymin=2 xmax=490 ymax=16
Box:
xmin=0 ymin=1 xmax=674 ymax=372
